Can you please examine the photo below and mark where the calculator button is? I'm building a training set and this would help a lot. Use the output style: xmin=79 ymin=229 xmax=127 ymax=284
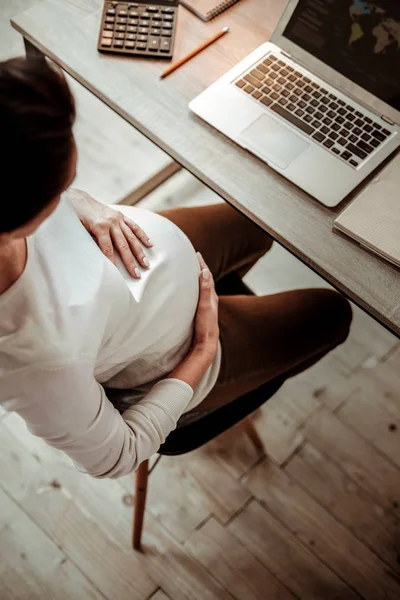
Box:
xmin=160 ymin=37 xmax=171 ymax=51
xmin=102 ymin=3 xmax=175 ymax=56
xmin=148 ymin=36 xmax=160 ymax=50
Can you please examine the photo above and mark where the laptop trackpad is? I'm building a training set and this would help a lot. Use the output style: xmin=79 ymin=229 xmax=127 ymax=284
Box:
xmin=239 ymin=114 xmax=309 ymax=169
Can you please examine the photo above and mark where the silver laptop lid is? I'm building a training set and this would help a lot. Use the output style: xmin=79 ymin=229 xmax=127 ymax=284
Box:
xmin=271 ymin=0 xmax=400 ymax=126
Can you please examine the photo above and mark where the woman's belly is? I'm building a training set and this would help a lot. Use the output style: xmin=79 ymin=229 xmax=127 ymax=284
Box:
xmin=100 ymin=206 xmax=200 ymax=388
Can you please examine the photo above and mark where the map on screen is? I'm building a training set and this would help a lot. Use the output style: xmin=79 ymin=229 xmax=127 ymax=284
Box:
xmin=284 ymin=0 xmax=400 ymax=111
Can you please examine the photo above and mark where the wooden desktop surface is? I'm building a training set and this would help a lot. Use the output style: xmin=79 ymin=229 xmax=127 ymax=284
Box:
xmin=11 ymin=0 xmax=400 ymax=336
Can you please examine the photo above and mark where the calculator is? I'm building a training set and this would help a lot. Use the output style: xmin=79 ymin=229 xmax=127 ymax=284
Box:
xmin=98 ymin=1 xmax=178 ymax=59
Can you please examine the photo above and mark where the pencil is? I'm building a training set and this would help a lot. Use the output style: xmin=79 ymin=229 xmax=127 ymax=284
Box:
xmin=160 ymin=26 xmax=229 ymax=80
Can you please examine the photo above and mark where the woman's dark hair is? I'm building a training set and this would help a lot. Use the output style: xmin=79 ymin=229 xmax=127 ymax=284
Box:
xmin=0 ymin=56 xmax=76 ymax=233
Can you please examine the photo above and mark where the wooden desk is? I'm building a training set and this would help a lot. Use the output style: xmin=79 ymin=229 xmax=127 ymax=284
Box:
xmin=11 ymin=0 xmax=400 ymax=336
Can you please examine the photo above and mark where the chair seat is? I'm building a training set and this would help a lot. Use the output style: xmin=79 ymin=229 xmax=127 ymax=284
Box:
xmin=159 ymin=376 xmax=285 ymax=455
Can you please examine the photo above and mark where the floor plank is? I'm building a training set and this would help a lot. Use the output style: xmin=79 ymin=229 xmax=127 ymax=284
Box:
xmin=182 ymin=449 xmax=252 ymax=523
xmin=69 ymin=74 xmax=176 ymax=207
xmin=135 ymin=519 xmax=235 ymax=600
xmin=137 ymin=168 xmax=223 ymax=213
xmin=149 ymin=591 xmax=171 ymax=600
xmin=265 ymin=379 xmax=321 ymax=429
xmin=337 ymin=387 xmax=400 ymax=468
xmin=351 ymin=367 xmax=400 ymax=422
xmin=352 ymin=353 xmax=400 ymax=414
xmin=0 ymin=487 xmax=104 ymax=600
xmin=284 ymin=442 xmax=400 ymax=574
xmin=252 ymin=403 xmax=304 ymax=466
xmin=243 ymin=459 xmax=400 ymax=600
xmin=198 ymin=424 xmax=263 ymax=480
xmin=0 ymin=414 xmax=234 ymax=600
xmin=303 ymin=408 xmax=400 ymax=514
xmin=0 ymin=414 xmax=156 ymax=600
xmin=120 ymin=448 xmax=252 ymax=543
xmin=228 ymin=500 xmax=358 ymax=600
xmin=185 ymin=517 xmax=296 ymax=600
xmin=311 ymin=373 xmax=358 ymax=412
xmin=119 ymin=457 xmax=211 ymax=543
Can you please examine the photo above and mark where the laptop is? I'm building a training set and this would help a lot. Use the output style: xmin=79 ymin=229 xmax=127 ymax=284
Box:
xmin=189 ymin=0 xmax=400 ymax=207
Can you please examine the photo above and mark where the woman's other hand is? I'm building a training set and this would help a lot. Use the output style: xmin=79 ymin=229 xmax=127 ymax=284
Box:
xmin=68 ymin=189 xmax=153 ymax=279
xmin=167 ymin=253 xmax=219 ymax=390
xmin=193 ymin=253 xmax=219 ymax=359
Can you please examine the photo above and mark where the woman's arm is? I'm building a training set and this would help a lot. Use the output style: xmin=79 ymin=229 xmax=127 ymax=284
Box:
xmin=10 ymin=256 xmax=219 ymax=479
xmin=11 ymin=363 xmax=194 ymax=478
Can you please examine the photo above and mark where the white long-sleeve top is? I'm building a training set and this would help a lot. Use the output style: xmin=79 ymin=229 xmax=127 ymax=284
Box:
xmin=0 ymin=197 xmax=221 ymax=478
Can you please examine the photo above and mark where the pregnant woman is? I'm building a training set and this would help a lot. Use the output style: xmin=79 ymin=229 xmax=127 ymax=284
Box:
xmin=0 ymin=57 xmax=352 ymax=478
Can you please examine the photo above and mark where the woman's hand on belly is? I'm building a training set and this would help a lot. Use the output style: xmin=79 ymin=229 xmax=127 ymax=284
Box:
xmin=192 ymin=253 xmax=219 ymax=358
xmin=167 ymin=254 xmax=219 ymax=389
xmin=68 ymin=189 xmax=153 ymax=278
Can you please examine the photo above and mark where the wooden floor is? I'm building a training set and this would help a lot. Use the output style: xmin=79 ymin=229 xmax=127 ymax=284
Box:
xmin=1 ymin=4 xmax=400 ymax=599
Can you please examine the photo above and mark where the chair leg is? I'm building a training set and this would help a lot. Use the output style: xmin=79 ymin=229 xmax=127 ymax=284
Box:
xmin=133 ymin=459 xmax=149 ymax=551
xmin=241 ymin=417 xmax=265 ymax=453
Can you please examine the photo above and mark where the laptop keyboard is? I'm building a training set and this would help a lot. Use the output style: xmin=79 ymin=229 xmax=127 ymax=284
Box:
xmin=234 ymin=54 xmax=392 ymax=167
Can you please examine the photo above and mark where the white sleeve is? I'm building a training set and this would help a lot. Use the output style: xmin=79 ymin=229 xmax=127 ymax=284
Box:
xmin=10 ymin=362 xmax=193 ymax=478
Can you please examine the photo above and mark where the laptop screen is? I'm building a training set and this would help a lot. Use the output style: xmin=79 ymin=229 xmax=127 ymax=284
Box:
xmin=283 ymin=0 xmax=400 ymax=111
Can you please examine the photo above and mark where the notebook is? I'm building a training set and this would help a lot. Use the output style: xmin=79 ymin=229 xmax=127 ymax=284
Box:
xmin=334 ymin=156 xmax=400 ymax=268
xmin=179 ymin=0 xmax=241 ymax=22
